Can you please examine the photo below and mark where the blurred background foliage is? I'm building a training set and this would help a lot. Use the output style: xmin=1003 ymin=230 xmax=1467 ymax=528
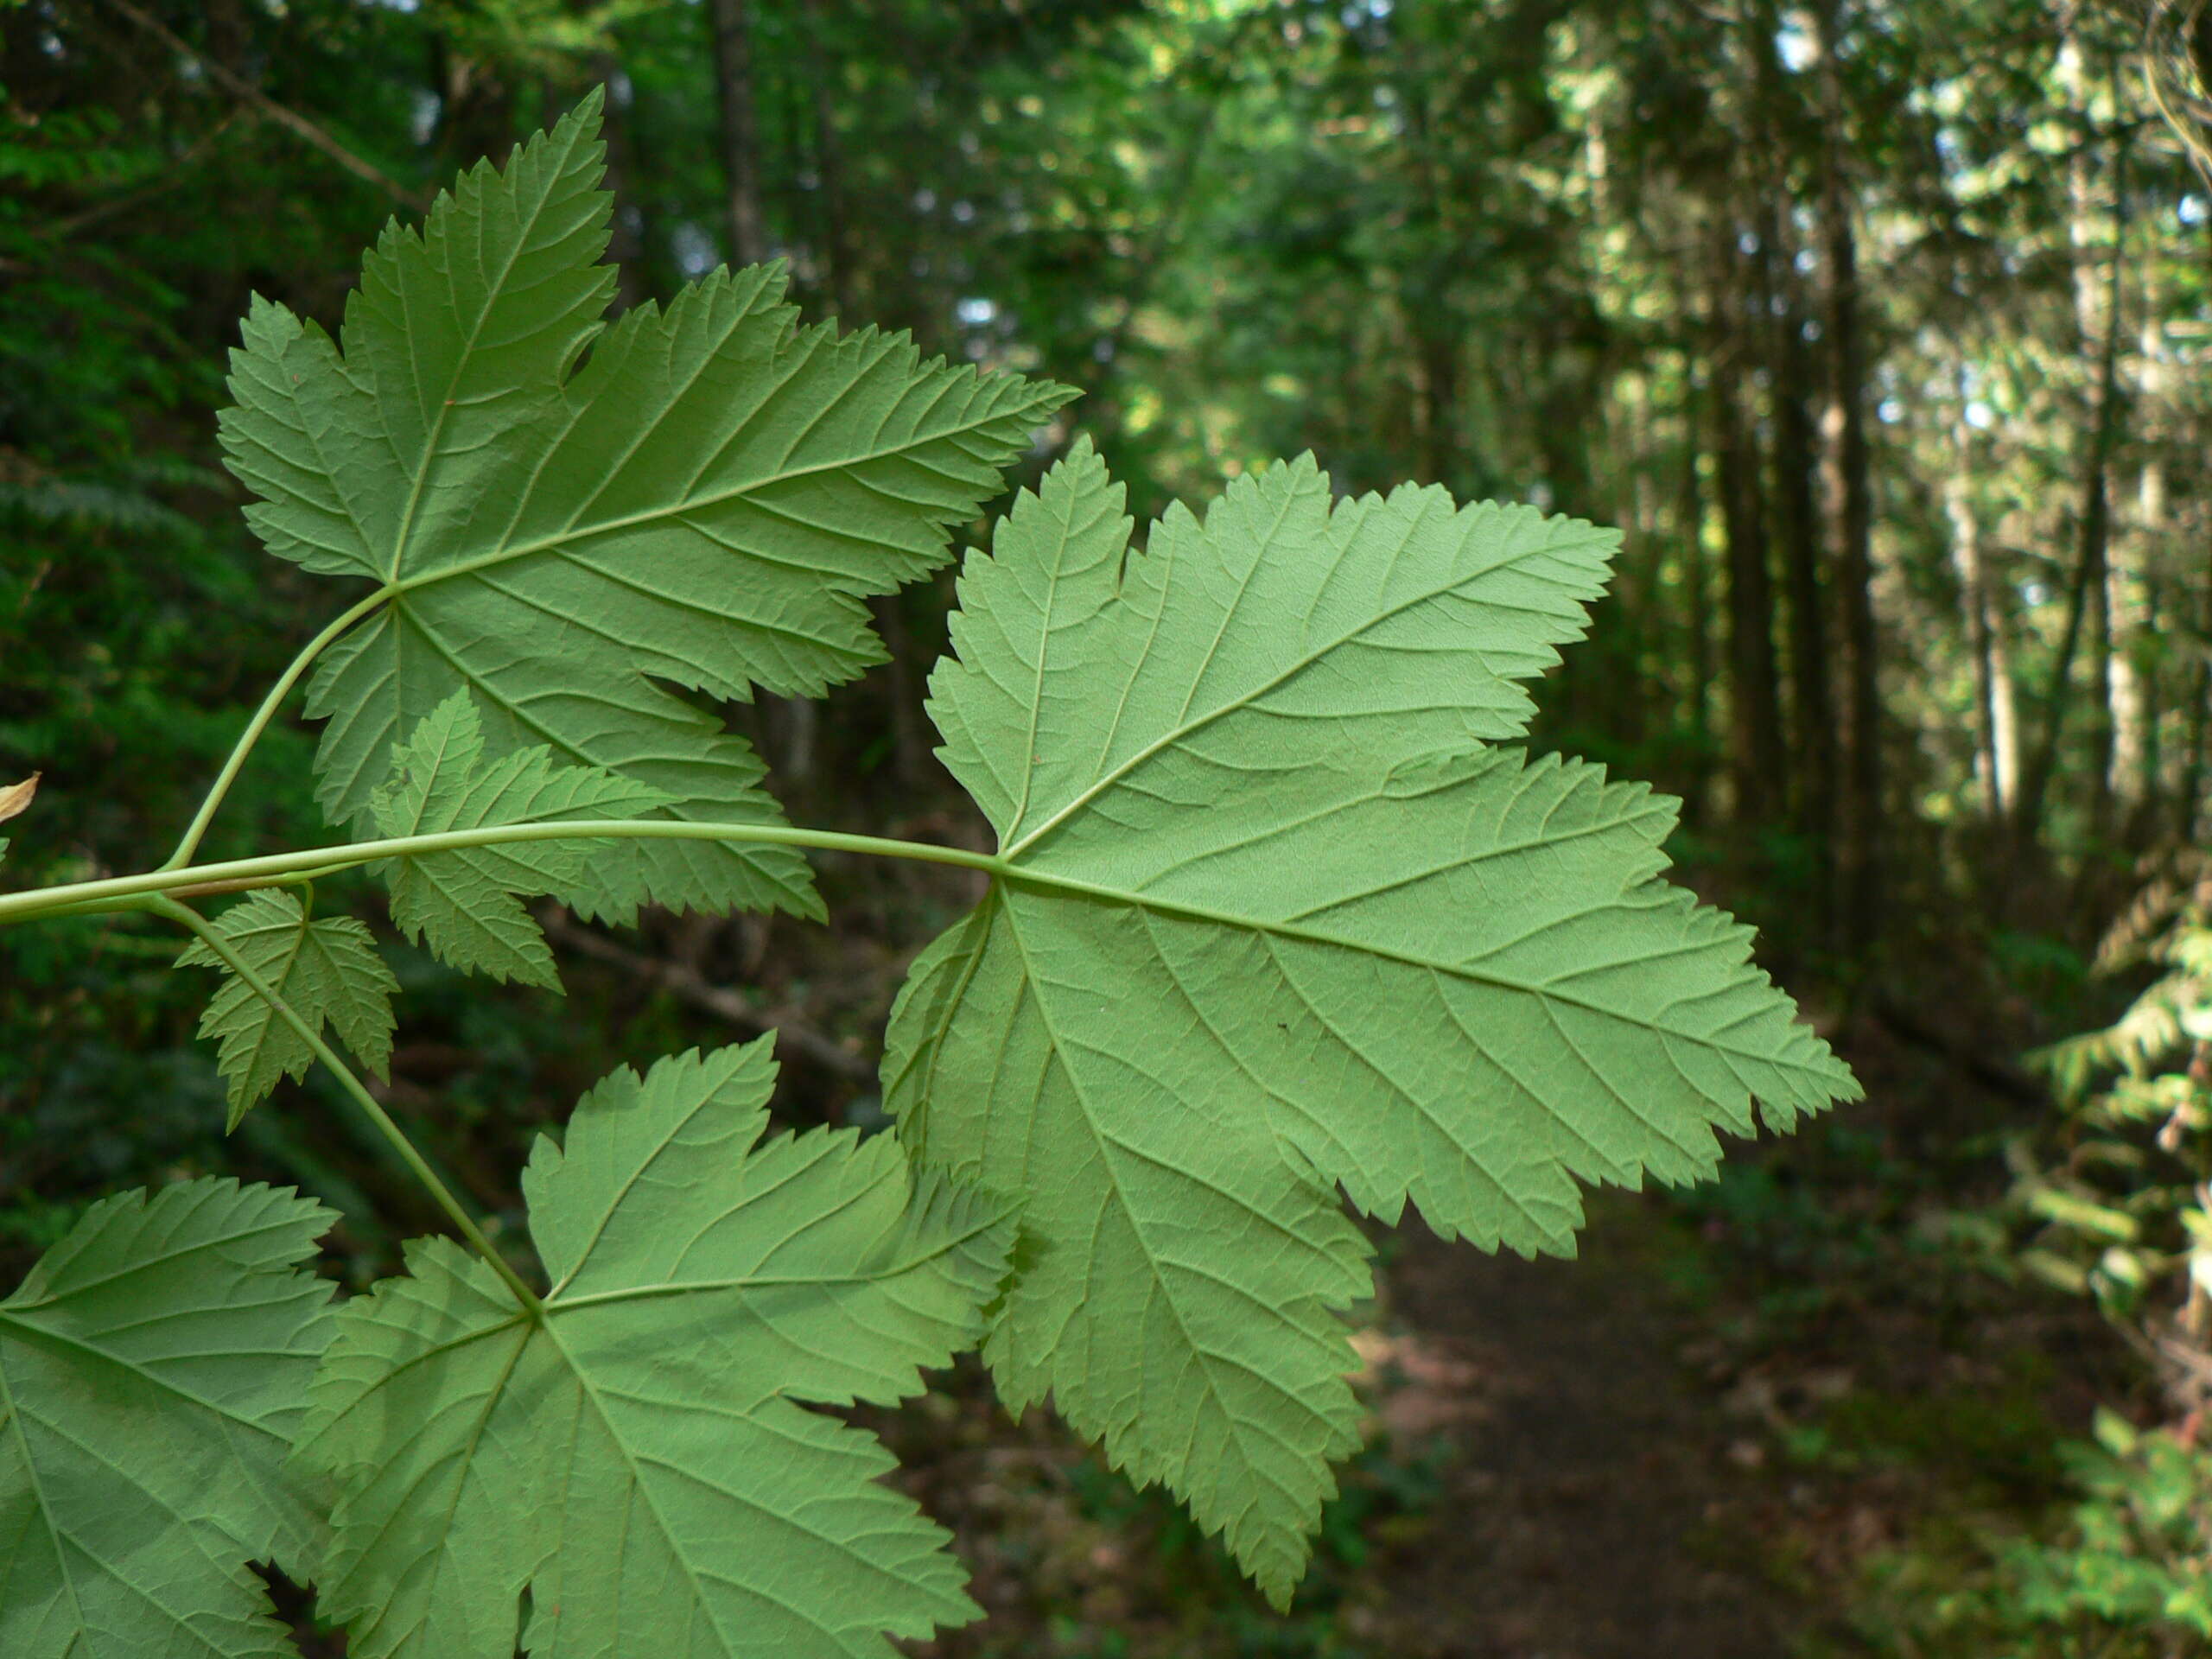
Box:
xmin=7 ymin=0 xmax=2212 ymax=1651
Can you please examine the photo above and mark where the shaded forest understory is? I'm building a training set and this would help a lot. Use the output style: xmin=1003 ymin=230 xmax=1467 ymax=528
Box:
xmin=10 ymin=0 xmax=2212 ymax=1653
xmin=245 ymin=912 xmax=2137 ymax=1658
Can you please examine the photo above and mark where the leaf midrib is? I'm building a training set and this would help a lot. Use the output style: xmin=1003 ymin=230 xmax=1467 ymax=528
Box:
xmin=336 ymin=1306 xmax=535 ymax=1657
xmin=990 ymin=867 xmax=1843 ymax=1080
xmin=995 ymin=901 xmax=1348 ymax=1538
xmin=4 ymin=1205 xmax=315 ymax=1311
xmin=546 ymin=1224 xmax=1005 ymax=1314
xmin=380 ymin=118 xmax=582 ymax=585
xmin=537 ymin=1317 xmax=853 ymax=1652
xmin=0 ymin=1309 xmax=296 ymax=1443
xmin=219 ymin=901 xmax=317 ymax=1106
xmin=380 ymin=397 xmax=1038 ymax=603
xmin=996 ymin=523 xmax=1604 ymax=861
xmin=0 ymin=1344 xmax=91 ymax=1642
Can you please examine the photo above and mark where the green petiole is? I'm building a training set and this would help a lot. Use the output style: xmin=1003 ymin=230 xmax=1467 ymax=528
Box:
xmin=159 ymin=588 xmax=395 ymax=873
xmin=151 ymin=893 xmax=546 ymax=1319
xmin=0 ymin=819 xmax=1007 ymax=928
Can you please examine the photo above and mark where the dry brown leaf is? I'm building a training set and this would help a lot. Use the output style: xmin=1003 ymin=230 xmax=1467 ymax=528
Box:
xmin=0 ymin=773 xmax=38 ymax=825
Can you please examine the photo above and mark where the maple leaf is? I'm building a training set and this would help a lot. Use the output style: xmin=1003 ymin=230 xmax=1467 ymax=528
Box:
xmin=219 ymin=89 xmax=1074 ymax=924
xmin=372 ymin=689 xmax=671 ymax=986
xmin=885 ymin=441 xmax=1861 ymax=1601
xmin=0 ymin=1180 xmax=335 ymax=1658
xmin=178 ymin=889 xmax=398 ymax=1127
xmin=297 ymin=1040 xmax=1014 ymax=1658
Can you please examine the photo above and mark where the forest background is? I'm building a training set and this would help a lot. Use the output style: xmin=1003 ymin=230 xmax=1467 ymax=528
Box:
xmin=4 ymin=0 xmax=2212 ymax=1654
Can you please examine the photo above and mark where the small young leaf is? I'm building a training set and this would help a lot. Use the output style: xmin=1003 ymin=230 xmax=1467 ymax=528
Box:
xmin=886 ymin=442 xmax=1863 ymax=1602
xmin=178 ymin=890 xmax=400 ymax=1127
xmin=219 ymin=91 xmax=1075 ymax=925
xmin=297 ymin=1039 xmax=1013 ymax=1659
xmin=371 ymin=690 xmax=671 ymax=987
xmin=0 ymin=772 xmax=36 ymax=823
xmin=0 ymin=1179 xmax=335 ymax=1658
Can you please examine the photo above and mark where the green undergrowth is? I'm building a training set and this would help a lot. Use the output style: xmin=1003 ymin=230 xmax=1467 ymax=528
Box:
xmin=1624 ymin=906 xmax=2209 ymax=1659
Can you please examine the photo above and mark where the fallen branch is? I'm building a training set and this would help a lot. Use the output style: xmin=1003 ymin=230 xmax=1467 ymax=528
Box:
xmin=35 ymin=107 xmax=247 ymax=242
xmin=540 ymin=908 xmax=874 ymax=1082
xmin=99 ymin=0 xmax=427 ymax=211
xmin=1870 ymin=992 xmax=2050 ymax=1109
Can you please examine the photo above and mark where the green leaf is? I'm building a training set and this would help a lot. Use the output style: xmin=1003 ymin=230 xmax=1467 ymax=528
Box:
xmin=178 ymin=889 xmax=399 ymax=1128
xmin=0 ymin=1179 xmax=336 ymax=1658
xmin=372 ymin=689 xmax=672 ymax=987
xmin=883 ymin=441 xmax=1862 ymax=1602
xmin=297 ymin=1039 xmax=1013 ymax=1659
xmin=218 ymin=91 xmax=1074 ymax=925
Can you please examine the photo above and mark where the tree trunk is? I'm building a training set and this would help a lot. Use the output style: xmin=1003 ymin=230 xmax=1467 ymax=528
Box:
xmin=804 ymin=0 xmax=856 ymax=321
xmin=1762 ymin=219 xmax=1837 ymax=883
xmin=1812 ymin=0 xmax=1879 ymax=951
xmin=1991 ymin=588 xmax=2022 ymax=834
xmin=2015 ymin=140 xmax=2129 ymax=850
xmin=801 ymin=0 xmax=920 ymax=788
xmin=1946 ymin=399 xmax=2009 ymax=817
xmin=2113 ymin=282 xmax=2169 ymax=839
xmin=2088 ymin=541 xmax=2118 ymax=839
xmin=708 ymin=0 xmax=816 ymax=789
xmin=592 ymin=57 xmax=650 ymax=313
xmin=1709 ymin=222 xmax=1787 ymax=826
xmin=1745 ymin=0 xmax=1837 ymax=876
xmin=1680 ymin=375 xmax=1716 ymax=823
xmin=707 ymin=0 xmax=769 ymax=269
xmin=1402 ymin=63 xmax=1468 ymax=496
xmin=2180 ymin=618 xmax=2212 ymax=845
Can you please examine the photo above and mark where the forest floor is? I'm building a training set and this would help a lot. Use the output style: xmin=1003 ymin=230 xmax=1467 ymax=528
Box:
xmin=1360 ymin=1201 xmax=1808 ymax=1659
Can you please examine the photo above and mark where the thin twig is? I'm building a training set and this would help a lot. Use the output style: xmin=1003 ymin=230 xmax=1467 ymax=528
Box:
xmin=99 ymin=0 xmax=427 ymax=211
xmin=540 ymin=908 xmax=874 ymax=1083
xmin=35 ymin=107 xmax=247 ymax=241
xmin=1870 ymin=992 xmax=2050 ymax=1108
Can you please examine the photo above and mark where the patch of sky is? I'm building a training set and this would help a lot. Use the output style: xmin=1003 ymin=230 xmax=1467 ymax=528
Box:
xmin=1777 ymin=17 xmax=1815 ymax=71
xmin=671 ymin=221 xmax=718 ymax=279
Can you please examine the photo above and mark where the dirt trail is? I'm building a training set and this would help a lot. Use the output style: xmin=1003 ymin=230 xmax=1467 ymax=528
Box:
xmin=1363 ymin=1200 xmax=1804 ymax=1659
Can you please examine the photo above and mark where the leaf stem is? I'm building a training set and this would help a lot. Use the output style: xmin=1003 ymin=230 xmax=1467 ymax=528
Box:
xmin=162 ymin=589 xmax=392 ymax=873
xmin=2 ymin=820 xmax=1005 ymax=927
xmin=152 ymin=893 xmax=545 ymax=1319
